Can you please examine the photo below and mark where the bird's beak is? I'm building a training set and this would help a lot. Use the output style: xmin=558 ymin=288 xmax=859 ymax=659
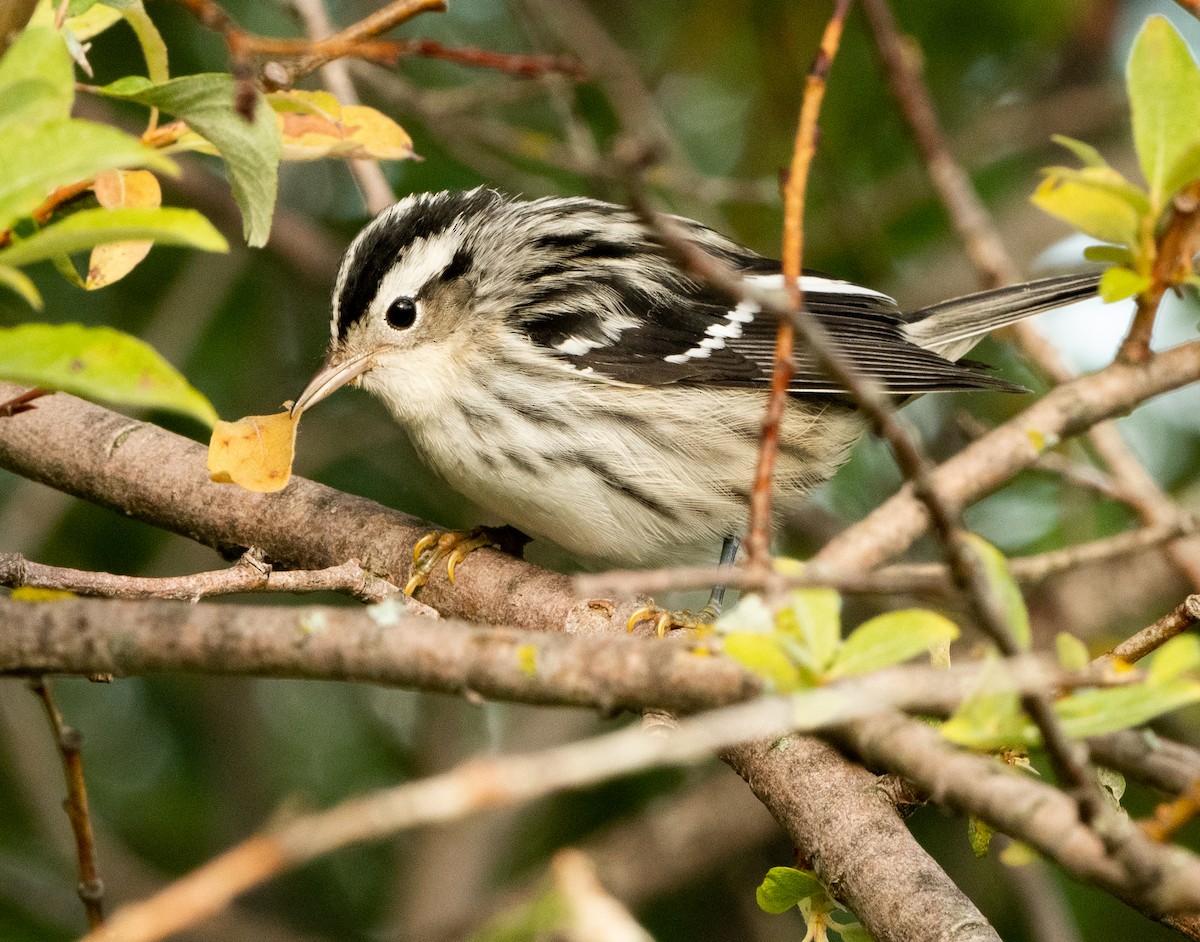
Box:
xmin=291 ymin=350 xmax=376 ymax=417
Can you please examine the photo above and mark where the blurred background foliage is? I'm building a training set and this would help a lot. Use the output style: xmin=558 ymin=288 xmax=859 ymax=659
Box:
xmin=2 ymin=0 xmax=1200 ymax=939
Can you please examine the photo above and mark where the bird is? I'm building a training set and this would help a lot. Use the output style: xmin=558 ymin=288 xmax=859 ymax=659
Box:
xmin=291 ymin=187 xmax=1098 ymax=596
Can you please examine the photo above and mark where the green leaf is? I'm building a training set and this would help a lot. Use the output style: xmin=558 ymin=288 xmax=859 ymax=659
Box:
xmin=1099 ymin=266 xmax=1151 ymax=303
xmin=1052 ymin=134 xmax=1110 ymax=170
xmin=0 ymin=25 xmax=73 ymax=130
xmin=1146 ymin=634 xmax=1200 ymax=683
xmin=1128 ymin=16 xmax=1200 ymax=207
xmin=0 ymin=206 xmax=227 ymax=268
xmin=964 ymin=534 xmax=1031 ymax=650
xmin=0 ymin=264 xmax=41 ymax=307
xmin=722 ymin=633 xmax=804 ymax=692
xmin=1083 ymin=244 xmax=1135 ymax=267
xmin=1054 ymin=680 xmax=1200 ymax=739
xmin=968 ymin=816 xmax=994 ymax=858
xmin=0 ymin=120 xmax=176 ymax=233
xmin=756 ymin=867 xmax=824 ymax=914
xmin=65 ymin=4 xmax=125 ymax=42
xmin=1031 ymin=169 xmax=1146 ymax=248
xmin=99 ymin=74 xmax=282 ymax=246
xmin=121 ymin=2 xmax=169 ymax=84
xmin=836 ymin=924 xmax=875 ymax=942
xmin=827 ymin=609 xmax=959 ymax=679
xmin=51 ymin=252 xmax=85 ymax=288
xmin=68 ymin=0 xmax=136 ymax=13
xmin=1166 ymin=142 xmax=1200 ymax=204
xmin=1055 ymin=632 xmax=1090 ymax=671
xmin=941 ymin=656 xmax=1027 ymax=749
xmin=0 ymin=323 xmax=218 ymax=425
xmin=777 ymin=587 xmax=842 ymax=675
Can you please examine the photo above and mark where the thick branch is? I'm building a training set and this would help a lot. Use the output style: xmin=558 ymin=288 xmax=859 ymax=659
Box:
xmin=837 ymin=712 xmax=1200 ymax=920
xmin=812 ymin=341 xmax=1200 ymax=573
xmin=0 ymin=383 xmax=623 ymax=636
xmin=0 ymin=597 xmax=760 ymax=715
xmin=722 ymin=737 xmax=998 ymax=941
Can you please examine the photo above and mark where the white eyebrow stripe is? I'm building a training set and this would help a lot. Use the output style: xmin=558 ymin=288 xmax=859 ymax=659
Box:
xmin=370 ymin=228 xmax=461 ymax=321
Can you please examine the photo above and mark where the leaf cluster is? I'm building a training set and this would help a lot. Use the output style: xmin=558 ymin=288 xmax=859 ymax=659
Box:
xmin=0 ymin=1 xmax=415 ymax=426
xmin=1032 ymin=16 xmax=1200 ymax=302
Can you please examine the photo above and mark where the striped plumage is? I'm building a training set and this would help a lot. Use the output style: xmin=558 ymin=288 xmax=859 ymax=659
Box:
xmin=295 ymin=189 xmax=1099 ymax=567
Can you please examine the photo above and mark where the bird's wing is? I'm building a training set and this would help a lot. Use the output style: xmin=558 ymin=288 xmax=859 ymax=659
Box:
xmin=529 ymin=268 xmax=1022 ymax=396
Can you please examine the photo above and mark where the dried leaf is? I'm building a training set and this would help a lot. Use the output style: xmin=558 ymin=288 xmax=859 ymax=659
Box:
xmin=86 ymin=168 xmax=161 ymax=288
xmin=208 ymin=411 xmax=300 ymax=493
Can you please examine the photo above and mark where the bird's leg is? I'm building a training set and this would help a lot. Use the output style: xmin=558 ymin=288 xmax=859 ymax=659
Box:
xmin=706 ymin=534 xmax=741 ymax=615
xmin=627 ymin=535 xmax=740 ymax=638
xmin=404 ymin=525 xmax=528 ymax=596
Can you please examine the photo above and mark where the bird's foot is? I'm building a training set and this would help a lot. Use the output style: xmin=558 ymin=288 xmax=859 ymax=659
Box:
xmin=405 ymin=526 xmax=525 ymax=596
xmin=627 ymin=602 xmax=719 ymax=638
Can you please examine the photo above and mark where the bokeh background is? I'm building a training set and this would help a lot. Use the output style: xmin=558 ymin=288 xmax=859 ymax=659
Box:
xmin=2 ymin=0 xmax=1200 ymax=939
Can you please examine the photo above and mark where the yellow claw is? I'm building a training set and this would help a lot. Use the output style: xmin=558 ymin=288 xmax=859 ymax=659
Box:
xmin=628 ymin=603 xmax=717 ymax=637
xmin=412 ymin=532 xmax=440 ymax=567
xmin=627 ymin=605 xmax=656 ymax=633
xmin=446 ymin=536 xmax=491 ymax=584
xmin=407 ymin=528 xmax=501 ymax=596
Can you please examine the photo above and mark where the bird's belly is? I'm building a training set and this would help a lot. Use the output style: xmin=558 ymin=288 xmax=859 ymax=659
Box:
xmin=402 ymin=386 xmax=864 ymax=568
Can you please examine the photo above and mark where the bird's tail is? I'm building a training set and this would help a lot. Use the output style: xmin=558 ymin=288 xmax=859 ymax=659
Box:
xmin=901 ymin=272 xmax=1101 ymax=361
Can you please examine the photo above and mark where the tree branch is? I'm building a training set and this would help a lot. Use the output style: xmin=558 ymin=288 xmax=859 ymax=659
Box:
xmin=747 ymin=0 xmax=852 ymax=568
xmin=811 ymin=341 xmax=1200 ymax=573
xmin=28 ymin=678 xmax=104 ymax=930
xmin=0 ymin=550 xmax=399 ymax=604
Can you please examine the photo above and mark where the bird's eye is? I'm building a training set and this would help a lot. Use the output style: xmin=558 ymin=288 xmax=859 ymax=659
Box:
xmin=385 ymin=296 xmax=418 ymax=330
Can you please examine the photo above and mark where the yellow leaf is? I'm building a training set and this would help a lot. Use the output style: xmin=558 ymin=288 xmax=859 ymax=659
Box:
xmin=207 ymin=411 xmax=299 ymax=493
xmin=269 ymin=89 xmax=343 ymax=117
xmin=275 ymin=104 xmax=413 ymax=162
xmin=340 ymin=105 xmax=414 ymax=160
xmin=86 ymin=169 xmax=161 ymax=289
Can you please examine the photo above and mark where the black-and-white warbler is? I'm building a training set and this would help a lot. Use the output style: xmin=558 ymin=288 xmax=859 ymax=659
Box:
xmin=293 ymin=188 xmax=1098 ymax=570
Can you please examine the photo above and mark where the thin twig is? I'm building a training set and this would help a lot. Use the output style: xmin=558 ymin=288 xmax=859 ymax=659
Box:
xmin=577 ymin=514 xmax=1200 ymax=598
xmin=1118 ymin=182 xmax=1200 ymax=364
xmin=746 ymin=0 xmax=853 ymax=569
xmin=1097 ymin=595 xmax=1200 ymax=667
xmin=1142 ymin=779 xmax=1200 ymax=843
xmin=1174 ymin=0 xmax=1200 ymax=20
xmin=0 ymin=388 xmax=48 ymax=417
xmin=551 ymin=850 xmax=654 ymax=942
xmin=288 ymin=0 xmax=394 ymax=216
xmin=953 ymin=410 xmax=1133 ymax=504
xmin=174 ymin=0 xmax=580 ymax=101
xmin=0 ymin=549 xmax=399 ymax=604
xmin=28 ymin=678 xmax=104 ymax=930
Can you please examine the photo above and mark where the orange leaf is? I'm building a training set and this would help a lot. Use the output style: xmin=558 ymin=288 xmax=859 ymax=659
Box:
xmin=207 ymin=411 xmax=300 ymax=493
xmin=86 ymin=170 xmax=162 ymax=289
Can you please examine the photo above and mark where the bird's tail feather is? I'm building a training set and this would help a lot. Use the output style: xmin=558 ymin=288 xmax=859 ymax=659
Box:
xmin=902 ymin=272 xmax=1101 ymax=361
